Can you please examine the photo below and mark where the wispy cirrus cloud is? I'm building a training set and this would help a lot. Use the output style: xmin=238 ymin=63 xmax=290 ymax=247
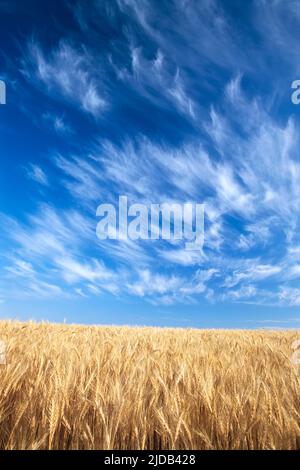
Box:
xmin=42 ymin=112 xmax=73 ymax=135
xmin=25 ymin=164 xmax=48 ymax=186
xmin=22 ymin=39 xmax=108 ymax=117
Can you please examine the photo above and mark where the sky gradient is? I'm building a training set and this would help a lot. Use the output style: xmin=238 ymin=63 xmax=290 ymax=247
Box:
xmin=1 ymin=0 xmax=300 ymax=328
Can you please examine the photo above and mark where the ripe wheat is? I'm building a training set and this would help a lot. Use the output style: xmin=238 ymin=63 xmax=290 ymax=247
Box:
xmin=0 ymin=320 xmax=299 ymax=450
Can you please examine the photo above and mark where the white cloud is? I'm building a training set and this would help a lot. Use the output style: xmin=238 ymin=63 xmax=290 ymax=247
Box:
xmin=224 ymin=264 xmax=282 ymax=289
xmin=55 ymin=256 xmax=115 ymax=285
xmin=5 ymin=259 xmax=35 ymax=277
xmin=127 ymin=269 xmax=182 ymax=297
xmin=26 ymin=281 xmax=64 ymax=298
xmin=42 ymin=112 xmax=73 ymax=135
xmin=225 ymin=285 xmax=258 ymax=301
xmin=26 ymin=164 xmax=48 ymax=186
xmin=279 ymin=287 xmax=300 ymax=306
xmin=23 ymin=40 xmax=107 ymax=116
xmin=159 ymin=248 xmax=206 ymax=266
xmin=126 ymin=268 xmax=217 ymax=304
xmin=111 ymin=43 xmax=197 ymax=120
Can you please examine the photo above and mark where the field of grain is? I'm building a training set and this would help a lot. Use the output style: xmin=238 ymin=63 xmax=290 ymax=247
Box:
xmin=0 ymin=320 xmax=299 ymax=450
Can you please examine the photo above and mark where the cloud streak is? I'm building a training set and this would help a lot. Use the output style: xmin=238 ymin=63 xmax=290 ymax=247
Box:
xmin=22 ymin=39 xmax=108 ymax=116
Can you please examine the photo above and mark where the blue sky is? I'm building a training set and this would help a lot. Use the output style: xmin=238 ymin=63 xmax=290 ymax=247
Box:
xmin=1 ymin=0 xmax=300 ymax=328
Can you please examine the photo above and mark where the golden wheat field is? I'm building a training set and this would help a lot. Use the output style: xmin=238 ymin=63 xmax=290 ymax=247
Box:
xmin=0 ymin=320 xmax=299 ymax=450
